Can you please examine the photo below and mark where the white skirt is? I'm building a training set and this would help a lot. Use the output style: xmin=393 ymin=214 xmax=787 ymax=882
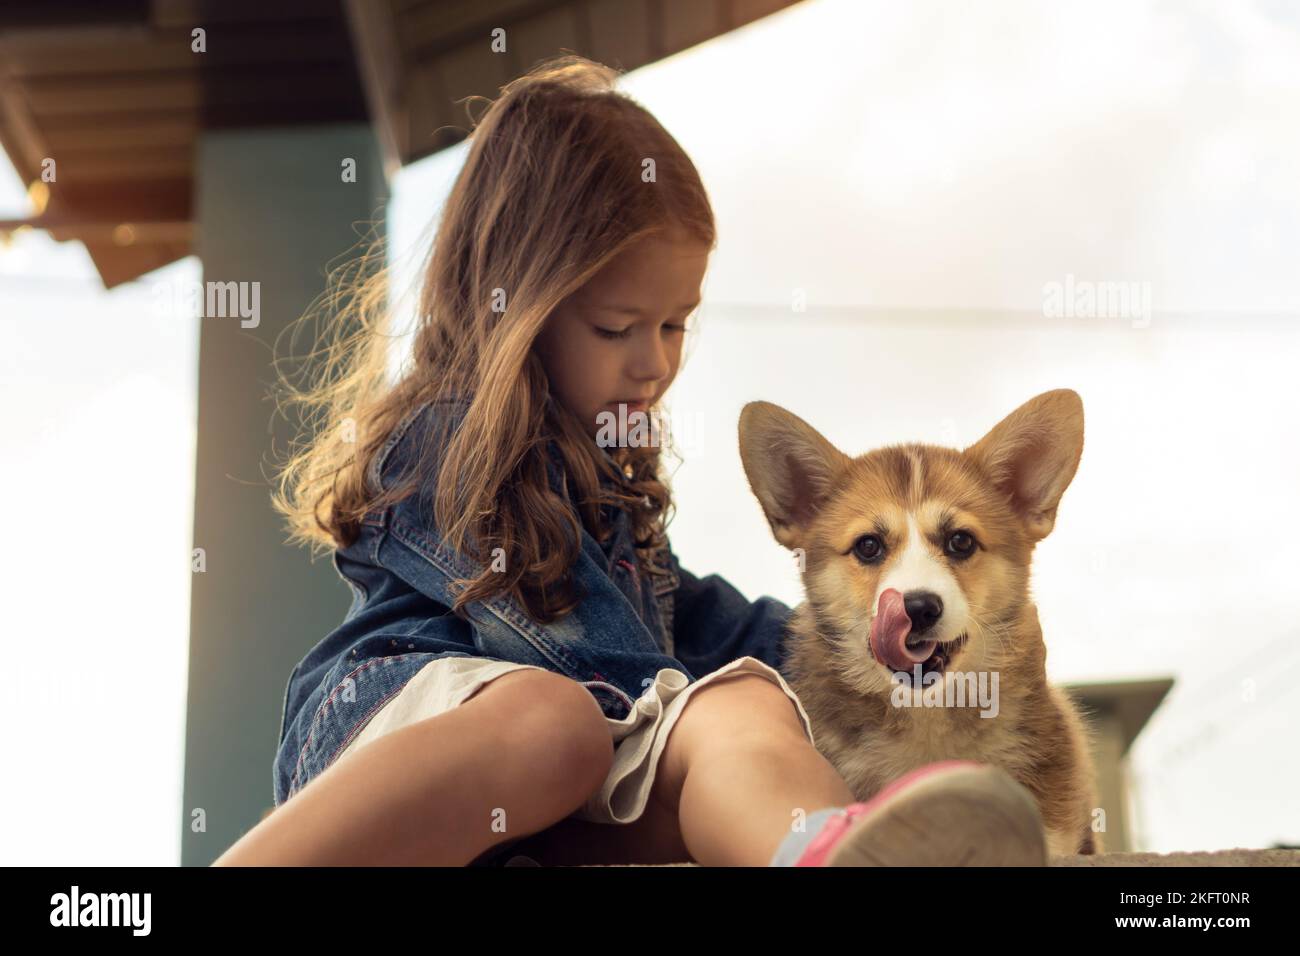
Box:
xmin=332 ymin=654 xmax=817 ymax=825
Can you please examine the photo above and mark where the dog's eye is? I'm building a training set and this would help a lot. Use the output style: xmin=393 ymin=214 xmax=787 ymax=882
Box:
xmin=852 ymin=535 xmax=885 ymax=563
xmin=946 ymin=531 xmax=977 ymax=558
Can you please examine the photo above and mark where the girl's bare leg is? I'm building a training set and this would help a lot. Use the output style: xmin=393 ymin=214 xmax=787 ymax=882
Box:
xmin=213 ymin=669 xmax=614 ymax=866
xmin=652 ymin=672 xmax=855 ymax=866
xmin=515 ymin=672 xmax=852 ymax=867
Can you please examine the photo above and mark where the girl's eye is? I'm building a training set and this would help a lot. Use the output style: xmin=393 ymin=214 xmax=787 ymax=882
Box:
xmin=595 ymin=322 xmax=688 ymax=340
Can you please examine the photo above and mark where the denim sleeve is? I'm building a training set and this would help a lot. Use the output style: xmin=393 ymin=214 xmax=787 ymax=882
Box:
xmin=667 ymin=546 xmax=795 ymax=679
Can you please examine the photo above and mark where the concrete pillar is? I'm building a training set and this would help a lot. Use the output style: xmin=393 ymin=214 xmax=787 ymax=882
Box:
xmin=1093 ymin=711 xmax=1130 ymax=851
xmin=182 ymin=124 xmax=387 ymax=865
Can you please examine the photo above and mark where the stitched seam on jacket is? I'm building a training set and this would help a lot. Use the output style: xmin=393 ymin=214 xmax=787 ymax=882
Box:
xmin=289 ymin=654 xmax=426 ymax=796
xmin=277 ymin=660 xmax=299 ymax=751
xmin=320 ymin=685 xmax=407 ymax=772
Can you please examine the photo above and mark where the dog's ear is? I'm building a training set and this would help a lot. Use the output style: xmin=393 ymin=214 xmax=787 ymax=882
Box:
xmin=963 ymin=389 xmax=1084 ymax=542
xmin=738 ymin=401 xmax=851 ymax=551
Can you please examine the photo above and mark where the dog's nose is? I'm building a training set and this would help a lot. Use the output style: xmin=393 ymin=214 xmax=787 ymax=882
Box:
xmin=904 ymin=590 xmax=944 ymax=635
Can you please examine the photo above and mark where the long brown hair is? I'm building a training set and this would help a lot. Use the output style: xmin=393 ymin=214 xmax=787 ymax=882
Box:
xmin=271 ymin=54 xmax=715 ymax=624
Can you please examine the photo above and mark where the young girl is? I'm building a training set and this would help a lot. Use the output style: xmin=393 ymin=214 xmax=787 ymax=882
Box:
xmin=214 ymin=55 xmax=1048 ymax=867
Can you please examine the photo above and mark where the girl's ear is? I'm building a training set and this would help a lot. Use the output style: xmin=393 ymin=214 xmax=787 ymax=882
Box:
xmin=738 ymin=402 xmax=851 ymax=552
xmin=963 ymin=389 xmax=1085 ymax=542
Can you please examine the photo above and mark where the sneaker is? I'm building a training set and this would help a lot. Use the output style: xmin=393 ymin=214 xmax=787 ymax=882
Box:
xmin=792 ymin=760 xmax=1047 ymax=866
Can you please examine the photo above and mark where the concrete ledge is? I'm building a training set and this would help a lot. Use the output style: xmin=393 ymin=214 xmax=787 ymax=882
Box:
xmin=546 ymin=849 xmax=1300 ymax=867
xmin=1051 ymin=849 xmax=1300 ymax=867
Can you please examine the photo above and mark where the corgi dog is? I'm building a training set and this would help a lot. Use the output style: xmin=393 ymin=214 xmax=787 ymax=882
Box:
xmin=738 ymin=389 xmax=1101 ymax=857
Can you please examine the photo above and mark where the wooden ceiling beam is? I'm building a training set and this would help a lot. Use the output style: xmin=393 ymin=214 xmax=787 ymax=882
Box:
xmin=43 ymin=178 xmax=192 ymax=223
xmin=401 ymin=0 xmax=574 ymax=64
xmin=39 ymin=117 xmax=197 ymax=151
xmin=0 ymin=213 xmax=193 ymax=244
xmin=0 ymin=83 xmax=48 ymax=177
xmin=0 ymin=24 xmax=347 ymax=77
xmin=22 ymin=65 xmax=361 ymax=115
xmin=37 ymin=150 xmax=194 ymax=181
xmin=150 ymin=0 xmax=339 ymax=29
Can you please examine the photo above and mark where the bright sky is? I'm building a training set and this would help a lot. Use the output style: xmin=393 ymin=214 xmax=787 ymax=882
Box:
xmin=3 ymin=0 xmax=1296 ymax=862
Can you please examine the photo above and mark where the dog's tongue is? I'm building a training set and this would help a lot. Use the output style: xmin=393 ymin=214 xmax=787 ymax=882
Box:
xmin=870 ymin=588 xmax=938 ymax=671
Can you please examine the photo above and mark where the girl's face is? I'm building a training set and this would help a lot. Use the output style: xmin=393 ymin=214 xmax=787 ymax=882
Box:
xmin=535 ymin=230 xmax=709 ymax=440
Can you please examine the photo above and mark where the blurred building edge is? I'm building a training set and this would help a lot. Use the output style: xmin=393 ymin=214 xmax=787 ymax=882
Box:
xmin=1062 ymin=677 xmax=1174 ymax=853
xmin=0 ymin=0 xmax=806 ymax=290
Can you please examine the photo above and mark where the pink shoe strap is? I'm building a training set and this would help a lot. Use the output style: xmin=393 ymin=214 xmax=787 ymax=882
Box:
xmin=795 ymin=760 xmax=984 ymax=866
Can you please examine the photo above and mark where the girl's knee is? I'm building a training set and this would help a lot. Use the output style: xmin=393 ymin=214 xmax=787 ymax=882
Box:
xmin=479 ymin=669 xmax=614 ymax=795
xmin=656 ymin=671 xmax=810 ymax=812
xmin=695 ymin=670 xmax=800 ymax=718
xmin=678 ymin=672 xmax=808 ymax=747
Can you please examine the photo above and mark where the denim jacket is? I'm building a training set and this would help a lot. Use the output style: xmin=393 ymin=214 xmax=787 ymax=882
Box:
xmin=273 ymin=396 xmax=793 ymax=806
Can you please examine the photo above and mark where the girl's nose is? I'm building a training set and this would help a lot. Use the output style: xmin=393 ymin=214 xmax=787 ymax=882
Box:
xmin=631 ymin=333 xmax=672 ymax=382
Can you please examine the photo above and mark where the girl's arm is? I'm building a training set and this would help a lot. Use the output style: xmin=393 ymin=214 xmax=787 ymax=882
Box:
xmin=666 ymin=547 xmax=794 ymax=678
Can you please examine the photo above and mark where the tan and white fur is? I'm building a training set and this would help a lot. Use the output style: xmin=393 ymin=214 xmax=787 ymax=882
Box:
xmin=738 ymin=389 xmax=1102 ymax=856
